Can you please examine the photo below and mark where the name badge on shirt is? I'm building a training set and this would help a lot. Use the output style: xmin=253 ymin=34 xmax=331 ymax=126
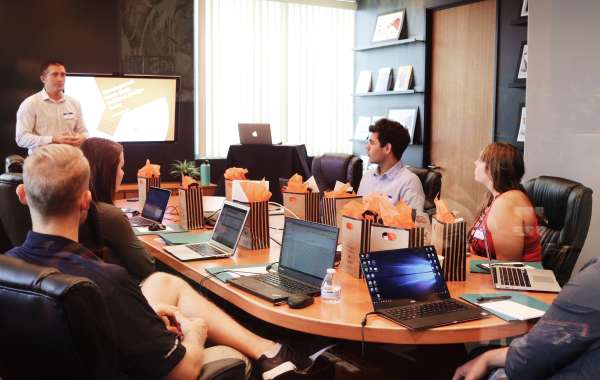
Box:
xmin=473 ymin=229 xmax=485 ymax=240
xmin=63 ymin=112 xmax=75 ymax=120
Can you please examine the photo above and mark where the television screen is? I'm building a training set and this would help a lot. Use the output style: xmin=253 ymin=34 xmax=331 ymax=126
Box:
xmin=65 ymin=74 xmax=179 ymax=142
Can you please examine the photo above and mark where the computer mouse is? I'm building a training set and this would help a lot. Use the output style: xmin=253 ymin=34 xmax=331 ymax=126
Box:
xmin=287 ymin=294 xmax=314 ymax=309
xmin=148 ymin=223 xmax=166 ymax=231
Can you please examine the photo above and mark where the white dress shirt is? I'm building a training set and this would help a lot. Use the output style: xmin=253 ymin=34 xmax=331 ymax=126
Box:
xmin=357 ymin=160 xmax=425 ymax=211
xmin=15 ymin=89 xmax=88 ymax=153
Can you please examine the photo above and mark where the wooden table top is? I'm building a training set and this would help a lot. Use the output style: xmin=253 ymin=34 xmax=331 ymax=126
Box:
xmin=118 ymin=198 xmax=556 ymax=345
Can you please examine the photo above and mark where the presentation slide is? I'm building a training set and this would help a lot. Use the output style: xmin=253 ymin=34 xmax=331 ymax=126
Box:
xmin=65 ymin=75 xmax=177 ymax=142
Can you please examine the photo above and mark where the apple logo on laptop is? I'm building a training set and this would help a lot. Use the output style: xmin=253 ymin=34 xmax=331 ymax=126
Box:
xmin=252 ymin=131 xmax=258 ymax=137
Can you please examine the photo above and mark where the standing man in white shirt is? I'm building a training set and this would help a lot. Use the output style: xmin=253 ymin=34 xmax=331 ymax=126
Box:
xmin=357 ymin=118 xmax=425 ymax=211
xmin=15 ymin=60 xmax=88 ymax=154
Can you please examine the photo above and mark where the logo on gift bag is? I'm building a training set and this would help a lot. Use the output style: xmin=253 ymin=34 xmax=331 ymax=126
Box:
xmin=382 ymin=232 xmax=397 ymax=241
xmin=346 ymin=222 xmax=353 ymax=230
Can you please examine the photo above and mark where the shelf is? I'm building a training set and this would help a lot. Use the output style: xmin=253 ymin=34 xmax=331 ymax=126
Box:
xmin=511 ymin=17 xmax=528 ymax=26
xmin=354 ymin=36 xmax=425 ymax=52
xmin=352 ymin=88 xmax=425 ymax=97
xmin=508 ymin=81 xmax=526 ymax=88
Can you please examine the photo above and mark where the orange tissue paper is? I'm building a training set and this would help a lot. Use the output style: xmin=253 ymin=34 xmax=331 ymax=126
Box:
xmin=138 ymin=159 xmax=160 ymax=178
xmin=224 ymin=167 xmax=248 ymax=180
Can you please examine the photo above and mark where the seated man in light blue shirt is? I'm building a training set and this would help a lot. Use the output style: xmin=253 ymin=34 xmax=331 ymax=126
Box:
xmin=357 ymin=118 xmax=425 ymax=211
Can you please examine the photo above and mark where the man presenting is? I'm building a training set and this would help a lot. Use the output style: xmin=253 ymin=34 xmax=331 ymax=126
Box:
xmin=358 ymin=118 xmax=425 ymax=211
xmin=15 ymin=60 xmax=87 ymax=153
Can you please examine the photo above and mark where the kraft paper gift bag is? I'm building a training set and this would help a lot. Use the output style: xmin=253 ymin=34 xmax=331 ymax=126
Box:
xmin=238 ymin=200 xmax=270 ymax=250
xmin=431 ymin=216 xmax=467 ymax=281
xmin=321 ymin=196 xmax=362 ymax=228
xmin=283 ymin=191 xmax=322 ymax=222
xmin=178 ymin=183 xmax=204 ymax=230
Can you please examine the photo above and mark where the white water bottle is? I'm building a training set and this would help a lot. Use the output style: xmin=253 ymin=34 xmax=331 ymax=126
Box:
xmin=321 ymin=268 xmax=341 ymax=304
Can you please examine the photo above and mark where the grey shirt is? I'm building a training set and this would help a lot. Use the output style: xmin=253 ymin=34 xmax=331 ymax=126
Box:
xmin=15 ymin=89 xmax=88 ymax=153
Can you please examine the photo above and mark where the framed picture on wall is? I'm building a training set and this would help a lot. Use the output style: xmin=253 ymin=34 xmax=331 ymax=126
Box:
xmin=514 ymin=41 xmax=528 ymax=83
xmin=517 ymin=104 xmax=526 ymax=142
xmin=521 ymin=0 xmax=528 ymax=17
xmin=387 ymin=107 xmax=418 ymax=143
xmin=371 ymin=10 xmax=406 ymax=43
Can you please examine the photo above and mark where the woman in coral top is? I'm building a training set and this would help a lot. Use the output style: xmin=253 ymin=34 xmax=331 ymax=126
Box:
xmin=468 ymin=142 xmax=542 ymax=262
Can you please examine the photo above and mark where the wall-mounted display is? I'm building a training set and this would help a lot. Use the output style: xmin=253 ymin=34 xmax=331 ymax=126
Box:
xmin=372 ymin=10 xmax=406 ymax=43
xmin=374 ymin=67 xmax=393 ymax=92
xmin=393 ymin=65 xmax=414 ymax=91
xmin=517 ymin=104 xmax=526 ymax=142
xmin=521 ymin=0 xmax=528 ymax=17
xmin=355 ymin=70 xmax=372 ymax=93
xmin=388 ymin=107 xmax=418 ymax=143
xmin=514 ymin=41 xmax=528 ymax=84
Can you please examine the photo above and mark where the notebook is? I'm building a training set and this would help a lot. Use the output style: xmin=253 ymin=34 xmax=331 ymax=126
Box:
xmin=228 ymin=218 xmax=339 ymax=304
xmin=359 ymin=246 xmax=488 ymax=330
xmin=129 ymin=187 xmax=171 ymax=227
xmin=163 ymin=201 xmax=249 ymax=261
xmin=238 ymin=123 xmax=272 ymax=145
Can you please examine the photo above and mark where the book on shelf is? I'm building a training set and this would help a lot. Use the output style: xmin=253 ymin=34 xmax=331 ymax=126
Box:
xmin=388 ymin=107 xmax=418 ymax=143
xmin=355 ymin=70 xmax=372 ymax=94
xmin=393 ymin=65 xmax=414 ymax=91
xmin=353 ymin=116 xmax=371 ymax=141
xmin=374 ymin=67 xmax=393 ymax=92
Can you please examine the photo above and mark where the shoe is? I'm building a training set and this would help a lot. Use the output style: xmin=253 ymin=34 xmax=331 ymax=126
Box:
xmin=258 ymin=344 xmax=313 ymax=379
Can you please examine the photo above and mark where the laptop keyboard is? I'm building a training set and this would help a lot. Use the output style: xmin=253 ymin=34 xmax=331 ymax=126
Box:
xmin=130 ymin=215 xmax=152 ymax=226
xmin=385 ymin=299 xmax=468 ymax=321
xmin=255 ymin=273 xmax=319 ymax=294
xmin=186 ymin=244 xmax=224 ymax=257
xmin=494 ymin=266 xmax=531 ymax=288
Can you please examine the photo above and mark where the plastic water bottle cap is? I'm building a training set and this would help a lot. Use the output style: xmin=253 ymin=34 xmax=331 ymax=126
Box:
xmin=327 ymin=268 xmax=335 ymax=274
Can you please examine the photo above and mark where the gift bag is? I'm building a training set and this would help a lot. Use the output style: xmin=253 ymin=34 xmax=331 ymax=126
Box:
xmin=178 ymin=183 xmax=204 ymax=230
xmin=339 ymin=216 xmax=373 ymax=278
xmin=431 ymin=217 xmax=467 ymax=281
xmin=283 ymin=191 xmax=322 ymax=222
xmin=225 ymin=179 xmax=233 ymax=201
xmin=321 ymin=196 xmax=361 ymax=228
xmin=238 ymin=200 xmax=270 ymax=250
xmin=137 ymin=176 xmax=160 ymax=204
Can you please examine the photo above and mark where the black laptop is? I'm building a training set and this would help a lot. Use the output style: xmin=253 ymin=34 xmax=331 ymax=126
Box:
xmin=129 ymin=187 xmax=171 ymax=227
xmin=228 ymin=218 xmax=339 ymax=304
xmin=360 ymin=246 xmax=488 ymax=330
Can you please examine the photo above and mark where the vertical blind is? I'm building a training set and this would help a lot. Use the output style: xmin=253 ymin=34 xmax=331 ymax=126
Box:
xmin=202 ymin=0 xmax=355 ymax=157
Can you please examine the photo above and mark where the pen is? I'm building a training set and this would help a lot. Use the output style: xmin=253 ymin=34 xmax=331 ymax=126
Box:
xmin=476 ymin=295 xmax=511 ymax=303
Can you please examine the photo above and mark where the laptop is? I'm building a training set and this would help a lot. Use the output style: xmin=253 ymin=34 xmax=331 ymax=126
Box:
xmin=238 ymin=123 xmax=272 ymax=145
xmin=228 ymin=218 xmax=339 ymax=304
xmin=129 ymin=187 xmax=171 ymax=227
xmin=163 ymin=201 xmax=250 ymax=261
xmin=481 ymin=228 xmax=561 ymax=292
xmin=359 ymin=246 xmax=488 ymax=330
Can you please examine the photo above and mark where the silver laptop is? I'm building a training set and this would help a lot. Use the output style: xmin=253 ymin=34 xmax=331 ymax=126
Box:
xmin=482 ymin=227 xmax=561 ymax=292
xmin=238 ymin=123 xmax=272 ymax=145
xmin=164 ymin=201 xmax=249 ymax=261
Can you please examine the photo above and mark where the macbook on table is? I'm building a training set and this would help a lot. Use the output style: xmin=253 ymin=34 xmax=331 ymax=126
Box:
xmin=163 ymin=201 xmax=250 ymax=261
xmin=238 ymin=123 xmax=272 ymax=145
xmin=228 ymin=218 xmax=339 ymax=304
xmin=129 ymin=187 xmax=171 ymax=227
xmin=360 ymin=246 xmax=488 ymax=330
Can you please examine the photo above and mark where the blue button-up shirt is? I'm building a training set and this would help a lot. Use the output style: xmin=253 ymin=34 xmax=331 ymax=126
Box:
xmin=357 ymin=160 xmax=425 ymax=211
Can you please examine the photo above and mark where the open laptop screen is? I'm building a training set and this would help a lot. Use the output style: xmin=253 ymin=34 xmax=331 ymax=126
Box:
xmin=141 ymin=187 xmax=171 ymax=222
xmin=212 ymin=202 xmax=248 ymax=249
xmin=279 ymin=218 xmax=338 ymax=280
xmin=361 ymin=247 xmax=449 ymax=303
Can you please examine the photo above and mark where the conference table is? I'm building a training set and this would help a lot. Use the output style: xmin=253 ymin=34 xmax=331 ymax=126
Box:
xmin=118 ymin=197 xmax=557 ymax=345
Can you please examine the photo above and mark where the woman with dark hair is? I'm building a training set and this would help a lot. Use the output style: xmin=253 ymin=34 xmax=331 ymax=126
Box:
xmin=80 ymin=137 xmax=155 ymax=281
xmin=468 ymin=142 xmax=541 ymax=262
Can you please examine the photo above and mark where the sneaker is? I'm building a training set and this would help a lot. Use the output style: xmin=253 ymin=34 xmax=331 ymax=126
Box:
xmin=258 ymin=344 xmax=313 ymax=379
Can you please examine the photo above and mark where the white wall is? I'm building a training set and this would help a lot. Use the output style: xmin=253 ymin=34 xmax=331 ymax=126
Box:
xmin=526 ymin=0 xmax=600 ymax=273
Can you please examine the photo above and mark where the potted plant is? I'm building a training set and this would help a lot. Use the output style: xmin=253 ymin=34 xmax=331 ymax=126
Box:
xmin=170 ymin=160 xmax=200 ymax=186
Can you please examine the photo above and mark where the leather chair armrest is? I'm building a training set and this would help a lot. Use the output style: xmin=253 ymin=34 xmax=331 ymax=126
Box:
xmin=197 ymin=358 xmax=246 ymax=380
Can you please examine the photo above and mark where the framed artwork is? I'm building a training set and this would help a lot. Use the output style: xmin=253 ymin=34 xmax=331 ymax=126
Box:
xmin=372 ymin=10 xmax=406 ymax=43
xmin=514 ymin=41 xmax=528 ymax=83
xmin=521 ymin=0 xmax=528 ymax=17
xmin=517 ymin=104 xmax=526 ymax=142
xmin=387 ymin=107 xmax=418 ymax=143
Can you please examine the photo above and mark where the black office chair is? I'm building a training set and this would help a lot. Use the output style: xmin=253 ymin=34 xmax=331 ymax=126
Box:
xmin=0 ymin=255 xmax=246 ymax=380
xmin=406 ymin=166 xmax=442 ymax=217
xmin=0 ymin=172 xmax=31 ymax=248
xmin=311 ymin=153 xmax=363 ymax=192
xmin=523 ymin=176 xmax=593 ymax=285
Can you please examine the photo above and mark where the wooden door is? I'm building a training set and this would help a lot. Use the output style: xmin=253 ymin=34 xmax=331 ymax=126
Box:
xmin=430 ymin=0 xmax=496 ymax=225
